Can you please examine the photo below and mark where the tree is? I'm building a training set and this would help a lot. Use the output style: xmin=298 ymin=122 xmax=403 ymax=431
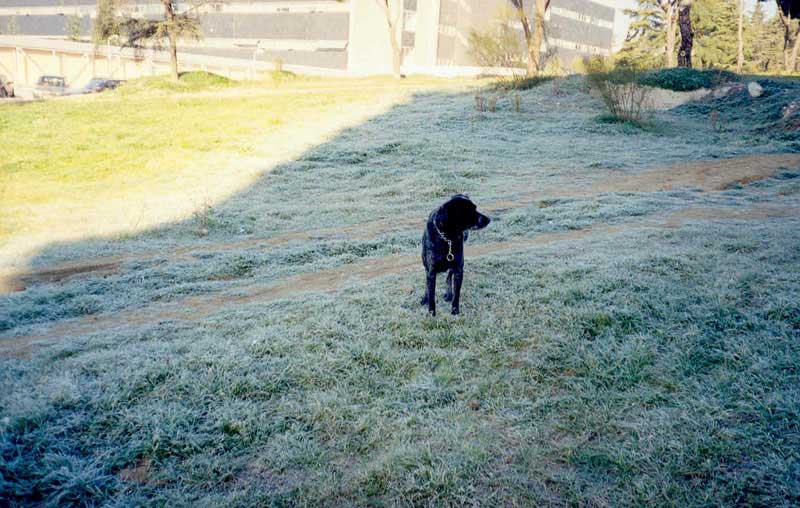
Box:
xmin=617 ymin=0 xmax=679 ymax=67
xmin=661 ymin=0 xmax=679 ymax=66
xmin=468 ymin=6 xmax=526 ymax=68
xmin=508 ymin=0 xmax=550 ymax=76
xmin=751 ymin=5 xmax=787 ymax=71
xmin=776 ymin=0 xmax=800 ymax=72
xmin=121 ymin=0 xmax=203 ymax=80
xmin=617 ymin=0 xmax=669 ymax=68
xmin=93 ymin=0 xmax=123 ymax=44
xmin=692 ymin=0 xmax=739 ymax=68
xmin=737 ymin=0 xmax=744 ymax=71
xmin=374 ymin=0 xmax=403 ymax=77
xmin=66 ymin=13 xmax=83 ymax=41
xmin=620 ymin=0 xmax=747 ymax=70
xmin=749 ymin=1 xmax=770 ymax=70
xmin=677 ymin=0 xmax=693 ymax=67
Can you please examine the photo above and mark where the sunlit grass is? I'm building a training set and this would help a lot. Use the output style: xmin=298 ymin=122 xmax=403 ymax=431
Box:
xmin=0 ymin=73 xmax=476 ymax=255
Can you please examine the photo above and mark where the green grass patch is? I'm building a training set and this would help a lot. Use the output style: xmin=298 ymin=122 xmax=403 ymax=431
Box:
xmin=636 ymin=67 xmax=739 ymax=92
xmin=116 ymin=71 xmax=235 ymax=94
xmin=595 ymin=67 xmax=740 ymax=92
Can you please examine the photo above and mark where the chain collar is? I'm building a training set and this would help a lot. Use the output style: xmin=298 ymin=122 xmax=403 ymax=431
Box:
xmin=433 ymin=218 xmax=455 ymax=262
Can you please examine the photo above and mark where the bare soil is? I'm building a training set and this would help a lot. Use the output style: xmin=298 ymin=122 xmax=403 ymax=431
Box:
xmin=2 ymin=197 xmax=797 ymax=358
xmin=3 ymin=153 xmax=797 ymax=295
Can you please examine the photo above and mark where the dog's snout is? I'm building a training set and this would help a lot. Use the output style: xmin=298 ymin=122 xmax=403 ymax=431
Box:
xmin=476 ymin=213 xmax=490 ymax=229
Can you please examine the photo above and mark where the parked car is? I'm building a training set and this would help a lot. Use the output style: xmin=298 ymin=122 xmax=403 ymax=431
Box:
xmin=33 ymin=75 xmax=68 ymax=98
xmin=0 ymin=75 xmax=13 ymax=98
xmin=79 ymin=77 xmax=125 ymax=94
xmin=106 ymin=79 xmax=125 ymax=90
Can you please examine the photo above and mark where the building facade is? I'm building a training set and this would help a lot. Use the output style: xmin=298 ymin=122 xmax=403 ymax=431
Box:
xmin=0 ymin=0 xmax=618 ymax=78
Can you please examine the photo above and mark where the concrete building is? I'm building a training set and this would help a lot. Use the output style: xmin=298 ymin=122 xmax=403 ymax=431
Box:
xmin=0 ymin=0 xmax=621 ymax=85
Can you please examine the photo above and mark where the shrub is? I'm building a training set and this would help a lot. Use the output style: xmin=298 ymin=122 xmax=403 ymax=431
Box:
xmin=177 ymin=71 xmax=232 ymax=88
xmin=636 ymin=68 xmax=738 ymax=92
xmin=115 ymin=71 xmax=235 ymax=95
xmin=587 ymin=66 xmax=653 ymax=124
xmin=492 ymin=75 xmax=553 ymax=92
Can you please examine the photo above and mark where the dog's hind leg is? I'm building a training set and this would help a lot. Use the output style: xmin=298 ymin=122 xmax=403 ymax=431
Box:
xmin=444 ymin=270 xmax=454 ymax=302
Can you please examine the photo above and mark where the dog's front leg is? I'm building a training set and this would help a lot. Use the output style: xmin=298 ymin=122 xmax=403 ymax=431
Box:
xmin=451 ymin=270 xmax=463 ymax=315
xmin=444 ymin=270 xmax=454 ymax=302
xmin=426 ymin=271 xmax=436 ymax=316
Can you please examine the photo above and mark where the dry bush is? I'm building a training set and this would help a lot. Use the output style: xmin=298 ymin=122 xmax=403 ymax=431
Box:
xmin=487 ymin=95 xmax=498 ymax=112
xmin=475 ymin=94 xmax=486 ymax=112
xmin=595 ymin=79 xmax=652 ymax=123
xmin=193 ymin=199 xmax=213 ymax=236
xmin=709 ymin=108 xmax=719 ymax=131
xmin=585 ymin=57 xmax=653 ymax=124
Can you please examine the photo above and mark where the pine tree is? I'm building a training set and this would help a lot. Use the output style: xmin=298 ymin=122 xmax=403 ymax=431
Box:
xmin=617 ymin=0 xmax=669 ymax=68
xmin=692 ymin=0 xmax=739 ymax=68
xmin=764 ymin=13 xmax=790 ymax=72
xmin=748 ymin=1 xmax=784 ymax=71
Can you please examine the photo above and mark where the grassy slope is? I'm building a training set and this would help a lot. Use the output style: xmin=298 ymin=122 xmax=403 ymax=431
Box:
xmin=0 ymin=73 xmax=466 ymax=257
xmin=1 ymin=76 xmax=799 ymax=507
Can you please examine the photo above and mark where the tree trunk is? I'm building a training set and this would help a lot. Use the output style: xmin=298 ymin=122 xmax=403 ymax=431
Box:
xmin=777 ymin=8 xmax=798 ymax=73
xmin=387 ymin=21 xmax=402 ymax=77
xmin=791 ymin=26 xmax=800 ymax=72
xmin=677 ymin=1 xmax=693 ymax=68
xmin=531 ymin=0 xmax=547 ymax=73
xmin=665 ymin=3 xmax=677 ymax=67
xmin=169 ymin=34 xmax=179 ymax=80
xmin=736 ymin=0 xmax=744 ymax=72
xmin=162 ymin=0 xmax=179 ymax=80
xmin=516 ymin=0 xmax=548 ymax=76
xmin=377 ymin=0 xmax=402 ymax=77
xmin=517 ymin=6 xmax=536 ymax=76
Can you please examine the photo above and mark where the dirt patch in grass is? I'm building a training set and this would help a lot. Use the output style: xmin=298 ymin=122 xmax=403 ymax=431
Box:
xmin=9 ymin=261 xmax=121 ymax=290
xmin=2 ymin=201 xmax=796 ymax=358
xmin=4 ymin=153 xmax=797 ymax=295
xmin=118 ymin=459 xmax=152 ymax=485
xmin=662 ymin=203 xmax=799 ymax=226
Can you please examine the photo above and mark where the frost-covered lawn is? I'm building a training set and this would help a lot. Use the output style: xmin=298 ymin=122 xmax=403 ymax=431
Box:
xmin=1 ymin=76 xmax=799 ymax=507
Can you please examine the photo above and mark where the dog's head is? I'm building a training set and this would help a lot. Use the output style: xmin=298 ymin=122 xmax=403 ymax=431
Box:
xmin=438 ymin=194 xmax=491 ymax=232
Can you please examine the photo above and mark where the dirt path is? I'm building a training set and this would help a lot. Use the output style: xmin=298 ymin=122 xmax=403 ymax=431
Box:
xmin=1 ymin=201 xmax=797 ymax=358
xmin=3 ymin=153 xmax=798 ymax=294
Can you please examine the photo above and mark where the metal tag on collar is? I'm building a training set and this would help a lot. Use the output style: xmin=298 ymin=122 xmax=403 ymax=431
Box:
xmin=446 ymin=252 xmax=454 ymax=262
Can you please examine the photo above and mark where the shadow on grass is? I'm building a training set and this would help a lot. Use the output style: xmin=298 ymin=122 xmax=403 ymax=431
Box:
xmin=1 ymin=75 xmax=800 ymax=508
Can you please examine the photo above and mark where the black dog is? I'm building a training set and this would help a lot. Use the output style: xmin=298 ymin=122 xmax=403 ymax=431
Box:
xmin=421 ymin=195 xmax=490 ymax=316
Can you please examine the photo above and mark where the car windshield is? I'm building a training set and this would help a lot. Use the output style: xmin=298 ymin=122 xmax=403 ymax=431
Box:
xmin=88 ymin=79 xmax=106 ymax=87
xmin=39 ymin=77 xmax=64 ymax=86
